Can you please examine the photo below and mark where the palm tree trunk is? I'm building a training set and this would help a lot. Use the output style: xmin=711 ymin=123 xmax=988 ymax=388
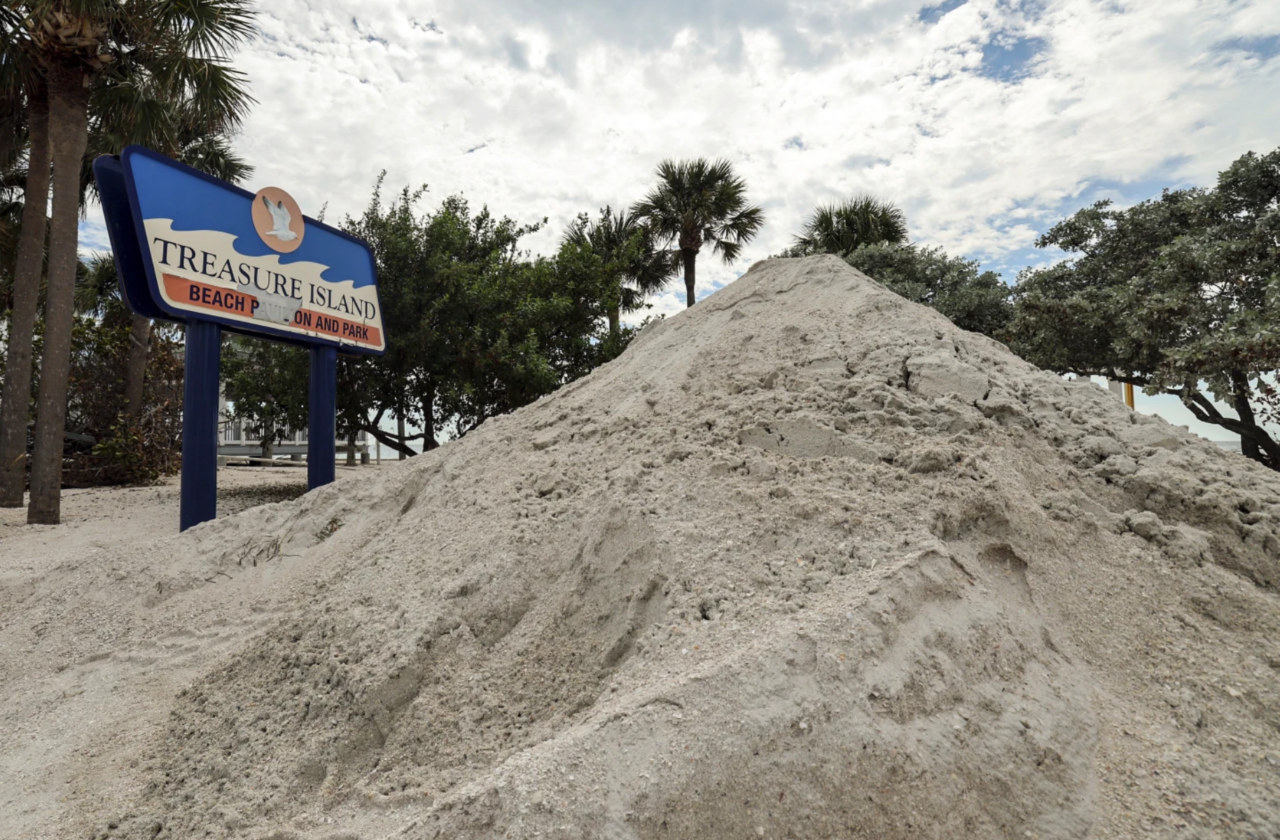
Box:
xmin=27 ymin=61 xmax=89 ymax=525
xmin=607 ymin=306 xmax=620 ymax=337
xmin=122 ymin=314 xmax=151 ymax=418
xmin=682 ymin=248 xmax=697 ymax=308
xmin=0 ymin=81 xmax=50 ymax=508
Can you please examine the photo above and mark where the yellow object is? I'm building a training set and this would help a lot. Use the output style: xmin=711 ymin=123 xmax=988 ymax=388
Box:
xmin=1124 ymin=382 xmax=1135 ymax=409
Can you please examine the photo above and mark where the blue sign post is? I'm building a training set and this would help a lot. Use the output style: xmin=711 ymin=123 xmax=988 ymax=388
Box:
xmin=94 ymin=146 xmax=385 ymax=531
xmin=181 ymin=320 xmax=222 ymax=530
xmin=308 ymin=346 xmax=338 ymax=490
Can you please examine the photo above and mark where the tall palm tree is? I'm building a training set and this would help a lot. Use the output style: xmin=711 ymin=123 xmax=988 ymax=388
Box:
xmin=794 ymin=195 xmax=908 ymax=257
xmin=562 ymin=206 xmax=673 ymax=335
xmin=12 ymin=0 xmax=254 ymax=525
xmin=633 ymin=158 xmax=764 ymax=308
xmin=0 ymin=20 xmax=49 ymax=509
xmin=0 ymin=97 xmax=251 ymax=508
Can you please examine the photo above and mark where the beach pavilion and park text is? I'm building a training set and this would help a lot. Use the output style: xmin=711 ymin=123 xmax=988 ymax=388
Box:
xmin=145 ymin=220 xmax=382 ymax=350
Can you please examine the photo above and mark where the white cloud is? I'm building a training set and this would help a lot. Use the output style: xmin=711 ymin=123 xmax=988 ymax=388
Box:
xmin=86 ymin=0 xmax=1280 ymax=320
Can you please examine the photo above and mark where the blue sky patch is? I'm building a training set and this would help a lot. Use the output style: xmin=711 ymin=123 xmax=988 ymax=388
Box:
xmin=919 ymin=0 xmax=966 ymax=25
xmin=1213 ymin=34 xmax=1280 ymax=61
xmin=783 ymin=136 xmax=806 ymax=150
xmin=979 ymin=158 xmax=1197 ymax=281
xmin=979 ymin=35 xmax=1048 ymax=82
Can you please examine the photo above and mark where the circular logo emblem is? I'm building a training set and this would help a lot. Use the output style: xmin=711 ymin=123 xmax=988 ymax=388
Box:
xmin=252 ymin=186 xmax=305 ymax=253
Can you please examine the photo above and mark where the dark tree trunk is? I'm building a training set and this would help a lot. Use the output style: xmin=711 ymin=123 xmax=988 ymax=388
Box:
xmin=1182 ymin=381 xmax=1280 ymax=471
xmin=607 ymin=306 xmax=620 ymax=337
xmin=397 ymin=414 xmax=406 ymax=460
xmin=345 ymin=431 xmax=356 ymax=466
xmin=422 ymin=385 xmax=438 ymax=451
xmin=682 ymin=248 xmax=697 ymax=308
xmin=122 ymin=313 xmax=151 ymax=419
xmin=28 ymin=61 xmax=89 ymax=525
xmin=1228 ymin=370 xmax=1278 ymax=467
xmin=0 ymin=81 xmax=50 ymax=508
xmin=1234 ymin=394 xmax=1262 ymax=463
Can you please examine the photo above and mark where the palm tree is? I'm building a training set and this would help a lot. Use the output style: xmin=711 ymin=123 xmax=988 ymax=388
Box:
xmin=0 ymin=27 xmax=49 ymax=509
xmin=562 ymin=206 xmax=673 ymax=335
xmin=794 ymin=195 xmax=908 ymax=257
xmin=633 ymin=158 xmax=764 ymax=308
xmin=12 ymin=1 xmax=255 ymax=524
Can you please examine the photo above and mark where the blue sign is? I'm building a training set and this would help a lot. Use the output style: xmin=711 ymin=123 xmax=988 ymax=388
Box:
xmin=94 ymin=146 xmax=382 ymax=530
xmin=97 ymin=145 xmax=385 ymax=354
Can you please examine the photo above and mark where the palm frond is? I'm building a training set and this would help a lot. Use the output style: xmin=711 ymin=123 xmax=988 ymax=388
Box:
xmin=795 ymin=194 xmax=908 ymax=257
xmin=634 ymin=156 xmax=764 ymax=264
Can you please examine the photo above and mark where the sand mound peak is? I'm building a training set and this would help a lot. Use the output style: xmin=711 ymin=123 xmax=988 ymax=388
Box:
xmin=5 ymin=256 xmax=1280 ymax=839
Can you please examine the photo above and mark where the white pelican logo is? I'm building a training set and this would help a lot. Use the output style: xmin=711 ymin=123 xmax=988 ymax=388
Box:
xmin=251 ymin=186 xmax=305 ymax=253
xmin=262 ymin=197 xmax=298 ymax=241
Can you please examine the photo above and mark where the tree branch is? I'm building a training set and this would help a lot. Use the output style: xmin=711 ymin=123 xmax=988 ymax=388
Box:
xmin=357 ymin=422 xmax=423 ymax=457
xmin=1169 ymin=386 xmax=1279 ymax=470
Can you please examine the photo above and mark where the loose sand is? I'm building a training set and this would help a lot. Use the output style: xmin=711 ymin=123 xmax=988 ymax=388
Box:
xmin=2 ymin=256 xmax=1278 ymax=839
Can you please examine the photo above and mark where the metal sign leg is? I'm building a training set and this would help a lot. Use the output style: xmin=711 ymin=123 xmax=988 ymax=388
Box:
xmin=180 ymin=320 xmax=221 ymax=531
xmin=308 ymin=345 xmax=337 ymax=490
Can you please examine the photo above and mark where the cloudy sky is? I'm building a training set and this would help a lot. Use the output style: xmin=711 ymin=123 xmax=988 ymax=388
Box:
xmin=84 ymin=0 xmax=1280 ymax=440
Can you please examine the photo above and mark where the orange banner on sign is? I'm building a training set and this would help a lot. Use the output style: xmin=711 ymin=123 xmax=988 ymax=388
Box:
xmin=162 ymin=274 xmax=382 ymax=348
xmin=164 ymin=274 xmax=259 ymax=317
xmin=291 ymin=308 xmax=382 ymax=347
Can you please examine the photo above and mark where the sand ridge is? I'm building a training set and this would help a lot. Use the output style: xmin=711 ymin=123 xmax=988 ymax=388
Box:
xmin=2 ymin=256 xmax=1279 ymax=839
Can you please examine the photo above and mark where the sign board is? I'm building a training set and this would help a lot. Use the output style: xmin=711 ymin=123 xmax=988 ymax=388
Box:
xmin=94 ymin=146 xmax=384 ymax=531
xmin=99 ymin=145 xmax=385 ymax=354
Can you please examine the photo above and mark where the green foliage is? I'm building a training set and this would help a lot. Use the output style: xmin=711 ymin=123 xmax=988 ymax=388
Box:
xmin=561 ymin=206 xmax=673 ymax=332
xmin=221 ymin=336 xmax=309 ymax=457
xmin=635 ymin=158 xmax=764 ymax=262
xmin=90 ymin=417 xmax=155 ymax=484
xmin=62 ymin=313 xmax=183 ymax=486
xmin=634 ymin=158 xmax=764 ymax=306
xmin=1009 ymin=147 xmax=1280 ymax=468
xmin=793 ymin=195 xmax=909 ymax=257
xmin=845 ymin=242 xmax=1012 ymax=340
xmin=337 ymin=180 xmax=629 ymax=453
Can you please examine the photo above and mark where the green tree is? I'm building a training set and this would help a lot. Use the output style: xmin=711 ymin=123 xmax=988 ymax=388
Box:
xmin=561 ymin=206 xmax=672 ymax=336
xmin=845 ymin=242 xmax=1012 ymax=340
xmin=634 ymin=158 xmax=764 ymax=308
xmin=0 ymin=19 xmax=252 ymax=505
xmin=340 ymin=183 xmax=625 ymax=454
xmin=1008 ymin=147 xmax=1280 ymax=469
xmin=793 ymin=194 xmax=908 ymax=257
xmin=7 ymin=0 xmax=254 ymax=524
xmin=58 ymin=253 xmax=184 ymax=485
xmin=221 ymin=337 xmax=309 ymax=461
xmin=338 ymin=181 xmax=448 ymax=457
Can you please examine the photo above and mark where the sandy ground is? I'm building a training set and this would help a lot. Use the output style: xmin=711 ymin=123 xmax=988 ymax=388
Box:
xmin=0 ymin=464 xmax=386 ymax=839
xmin=3 ymin=258 xmax=1279 ymax=840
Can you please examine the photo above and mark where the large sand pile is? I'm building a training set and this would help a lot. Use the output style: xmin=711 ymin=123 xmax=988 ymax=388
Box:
xmin=3 ymin=256 xmax=1279 ymax=839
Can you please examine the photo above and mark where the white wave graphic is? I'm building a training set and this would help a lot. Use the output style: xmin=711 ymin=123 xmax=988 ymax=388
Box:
xmin=142 ymin=218 xmax=383 ymax=350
